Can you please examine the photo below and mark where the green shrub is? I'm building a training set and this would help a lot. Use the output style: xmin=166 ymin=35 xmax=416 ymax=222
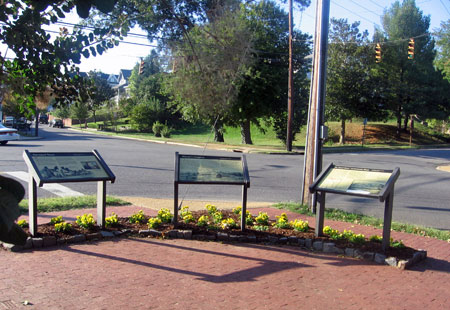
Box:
xmin=148 ymin=217 xmax=162 ymax=229
xmin=50 ymin=216 xmax=64 ymax=225
xmin=255 ymin=212 xmax=269 ymax=226
xmin=105 ymin=212 xmax=119 ymax=228
xmin=17 ymin=219 xmax=28 ymax=228
xmin=197 ymin=215 xmax=209 ymax=227
xmin=232 ymin=206 xmax=242 ymax=215
xmin=273 ymin=213 xmax=290 ymax=229
xmin=161 ymin=125 xmax=172 ymax=138
xmin=54 ymin=222 xmax=72 ymax=233
xmin=221 ymin=218 xmax=238 ymax=230
xmin=129 ymin=210 xmax=146 ymax=224
xmin=290 ymin=219 xmax=309 ymax=232
xmin=205 ymin=204 xmax=217 ymax=215
xmin=254 ymin=225 xmax=269 ymax=231
xmin=212 ymin=211 xmax=223 ymax=224
xmin=157 ymin=208 xmax=173 ymax=223
xmin=76 ymin=214 xmax=96 ymax=229
xmin=152 ymin=121 xmax=164 ymax=137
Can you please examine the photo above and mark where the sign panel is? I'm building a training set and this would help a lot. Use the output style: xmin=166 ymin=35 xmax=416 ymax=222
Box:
xmin=317 ymin=167 xmax=391 ymax=195
xmin=176 ymin=154 xmax=249 ymax=185
xmin=179 ymin=156 xmax=244 ymax=183
xmin=23 ymin=150 xmax=115 ymax=186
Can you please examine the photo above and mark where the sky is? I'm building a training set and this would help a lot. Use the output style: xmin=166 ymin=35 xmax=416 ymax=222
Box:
xmin=2 ymin=0 xmax=450 ymax=75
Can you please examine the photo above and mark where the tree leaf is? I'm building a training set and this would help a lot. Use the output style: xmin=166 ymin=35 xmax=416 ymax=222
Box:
xmin=94 ymin=0 xmax=117 ymax=14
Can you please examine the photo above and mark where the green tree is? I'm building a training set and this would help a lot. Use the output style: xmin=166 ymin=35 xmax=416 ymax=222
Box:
xmin=232 ymin=0 xmax=311 ymax=144
xmin=71 ymin=101 xmax=90 ymax=128
xmin=166 ymin=2 xmax=253 ymax=142
xmin=434 ymin=20 xmax=450 ymax=82
xmin=0 ymin=1 xmax=120 ymax=115
xmin=374 ymin=0 xmax=436 ymax=135
xmin=86 ymin=71 xmax=116 ymax=122
xmin=326 ymin=18 xmax=380 ymax=144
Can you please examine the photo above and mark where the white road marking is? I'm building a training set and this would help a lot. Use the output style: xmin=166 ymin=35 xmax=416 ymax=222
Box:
xmin=4 ymin=171 xmax=84 ymax=197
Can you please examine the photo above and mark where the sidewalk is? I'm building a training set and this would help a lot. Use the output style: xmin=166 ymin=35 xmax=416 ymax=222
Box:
xmin=2 ymin=202 xmax=449 ymax=309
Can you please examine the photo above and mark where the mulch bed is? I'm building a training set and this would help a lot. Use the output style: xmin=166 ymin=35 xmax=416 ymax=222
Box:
xmin=24 ymin=210 xmax=416 ymax=260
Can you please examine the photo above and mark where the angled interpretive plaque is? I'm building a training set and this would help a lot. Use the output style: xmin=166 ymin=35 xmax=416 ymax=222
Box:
xmin=23 ymin=150 xmax=115 ymax=235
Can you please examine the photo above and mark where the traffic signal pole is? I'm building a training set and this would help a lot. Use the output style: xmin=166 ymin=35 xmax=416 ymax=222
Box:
xmin=301 ymin=0 xmax=330 ymax=210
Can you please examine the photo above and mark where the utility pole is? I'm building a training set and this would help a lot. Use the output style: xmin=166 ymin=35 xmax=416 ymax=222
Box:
xmin=301 ymin=0 xmax=330 ymax=210
xmin=286 ymin=0 xmax=294 ymax=151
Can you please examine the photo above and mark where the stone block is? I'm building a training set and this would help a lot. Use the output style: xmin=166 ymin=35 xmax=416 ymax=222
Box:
xmin=268 ymin=236 xmax=279 ymax=243
xmin=298 ymin=239 xmax=305 ymax=247
xmin=193 ymin=234 xmax=206 ymax=240
xmin=43 ymin=236 xmax=57 ymax=247
xmin=322 ymin=242 xmax=337 ymax=253
xmin=139 ymin=229 xmax=151 ymax=236
xmin=385 ymin=257 xmax=398 ymax=267
xmin=278 ymin=237 xmax=288 ymax=244
xmin=288 ymin=236 xmax=298 ymax=245
xmin=86 ymin=232 xmax=102 ymax=240
xmin=101 ymin=231 xmax=115 ymax=238
xmin=176 ymin=230 xmax=184 ymax=238
xmin=68 ymin=234 xmax=86 ymax=243
xmin=217 ymin=232 xmax=229 ymax=241
xmin=229 ymin=235 xmax=240 ymax=242
xmin=247 ymin=235 xmax=257 ymax=243
xmin=149 ymin=230 xmax=162 ymax=237
xmin=312 ymin=240 xmax=323 ymax=251
xmin=362 ymin=252 xmax=375 ymax=261
xmin=344 ymin=248 xmax=355 ymax=257
xmin=204 ymin=234 xmax=216 ymax=241
xmin=167 ymin=230 xmax=178 ymax=238
xmin=304 ymin=239 xmax=312 ymax=248
xmin=374 ymin=253 xmax=387 ymax=264
xmin=182 ymin=230 xmax=192 ymax=239
xmin=238 ymin=235 xmax=248 ymax=242
xmin=23 ymin=237 xmax=33 ymax=249
xmin=32 ymin=238 xmax=43 ymax=248
xmin=354 ymin=249 xmax=364 ymax=259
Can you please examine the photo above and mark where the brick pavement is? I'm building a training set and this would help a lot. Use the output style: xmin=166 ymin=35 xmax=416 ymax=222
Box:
xmin=2 ymin=205 xmax=449 ymax=310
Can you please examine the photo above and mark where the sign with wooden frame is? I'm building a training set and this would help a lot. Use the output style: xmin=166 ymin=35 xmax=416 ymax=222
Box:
xmin=23 ymin=150 xmax=115 ymax=236
xmin=310 ymin=163 xmax=400 ymax=252
xmin=174 ymin=152 xmax=250 ymax=230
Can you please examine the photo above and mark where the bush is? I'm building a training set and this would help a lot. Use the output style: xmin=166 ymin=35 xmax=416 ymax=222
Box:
xmin=55 ymin=222 xmax=72 ymax=233
xmin=152 ymin=121 xmax=164 ymax=137
xmin=157 ymin=208 xmax=173 ymax=223
xmin=148 ymin=217 xmax=162 ymax=229
xmin=105 ymin=212 xmax=119 ymax=228
xmin=161 ymin=124 xmax=172 ymax=138
xmin=290 ymin=219 xmax=309 ymax=232
xmin=129 ymin=210 xmax=146 ymax=224
xmin=197 ymin=215 xmax=209 ymax=227
xmin=76 ymin=214 xmax=96 ymax=229
xmin=255 ymin=212 xmax=269 ymax=226
xmin=17 ymin=219 xmax=28 ymax=228
xmin=50 ymin=216 xmax=64 ymax=225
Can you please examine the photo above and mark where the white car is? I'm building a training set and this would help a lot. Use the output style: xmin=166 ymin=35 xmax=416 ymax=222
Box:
xmin=0 ymin=123 xmax=20 ymax=145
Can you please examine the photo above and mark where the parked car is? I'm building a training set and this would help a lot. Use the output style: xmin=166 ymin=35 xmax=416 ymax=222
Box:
xmin=0 ymin=123 xmax=20 ymax=145
xmin=3 ymin=116 xmax=16 ymax=128
xmin=39 ymin=114 xmax=49 ymax=124
xmin=49 ymin=119 xmax=64 ymax=128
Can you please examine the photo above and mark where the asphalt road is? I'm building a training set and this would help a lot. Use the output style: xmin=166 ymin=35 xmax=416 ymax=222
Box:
xmin=1 ymin=126 xmax=449 ymax=230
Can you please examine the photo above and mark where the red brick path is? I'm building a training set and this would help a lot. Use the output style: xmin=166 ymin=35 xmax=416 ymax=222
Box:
xmin=1 ymin=206 xmax=449 ymax=309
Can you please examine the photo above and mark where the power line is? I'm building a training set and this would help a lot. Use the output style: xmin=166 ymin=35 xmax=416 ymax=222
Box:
xmin=332 ymin=0 xmax=380 ymax=28
xmin=439 ymin=0 xmax=450 ymax=15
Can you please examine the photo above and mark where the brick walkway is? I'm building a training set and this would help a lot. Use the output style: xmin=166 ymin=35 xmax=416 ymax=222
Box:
xmin=1 ymin=205 xmax=449 ymax=309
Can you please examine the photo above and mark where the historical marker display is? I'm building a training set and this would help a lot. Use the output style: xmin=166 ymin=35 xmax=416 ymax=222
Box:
xmin=178 ymin=156 xmax=245 ymax=183
xmin=317 ymin=167 xmax=392 ymax=195
xmin=23 ymin=151 xmax=115 ymax=185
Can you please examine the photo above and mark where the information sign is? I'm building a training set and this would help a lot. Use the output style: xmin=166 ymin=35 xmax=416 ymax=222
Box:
xmin=310 ymin=163 xmax=400 ymax=251
xmin=23 ymin=150 xmax=115 ymax=236
xmin=174 ymin=153 xmax=250 ymax=230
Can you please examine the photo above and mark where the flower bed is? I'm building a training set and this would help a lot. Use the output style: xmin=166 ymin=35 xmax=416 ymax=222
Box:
xmin=3 ymin=206 xmax=427 ymax=269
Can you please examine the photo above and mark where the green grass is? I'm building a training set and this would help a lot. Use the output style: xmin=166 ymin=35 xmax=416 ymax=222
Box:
xmin=275 ymin=202 xmax=450 ymax=241
xmin=18 ymin=195 xmax=130 ymax=215
xmin=81 ymin=118 xmax=449 ymax=152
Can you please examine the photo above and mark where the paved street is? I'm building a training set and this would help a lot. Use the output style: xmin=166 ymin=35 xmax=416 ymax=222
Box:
xmin=0 ymin=126 xmax=449 ymax=230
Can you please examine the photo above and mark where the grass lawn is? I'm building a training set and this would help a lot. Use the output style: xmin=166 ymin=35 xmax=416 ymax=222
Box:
xmin=82 ymin=118 xmax=449 ymax=152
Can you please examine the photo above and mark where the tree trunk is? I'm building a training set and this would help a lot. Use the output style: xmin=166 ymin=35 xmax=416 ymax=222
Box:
xmin=403 ymin=114 xmax=409 ymax=131
xmin=93 ymin=110 xmax=97 ymax=123
xmin=34 ymin=108 xmax=39 ymax=137
xmin=240 ymin=120 xmax=253 ymax=145
xmin=339 ymin=119 xmax=346 ymax=145
xmin=213 ymin=122 xmax=224 ymax=142
xmin=396 ymin=106 xmax=402 ymax=138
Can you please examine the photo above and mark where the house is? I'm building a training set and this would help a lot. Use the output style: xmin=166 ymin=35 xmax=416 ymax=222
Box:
xmin=112 ymin=69 xmax=132 ymax=105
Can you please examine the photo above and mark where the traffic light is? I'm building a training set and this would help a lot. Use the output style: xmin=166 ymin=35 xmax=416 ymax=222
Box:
xmin=139 ymin=59 xmax=145 ymax=75
xmin=375 ymin=43 xmax=381 ymax=63
xmin=408 ymin=38 xmax=415 ymax=60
